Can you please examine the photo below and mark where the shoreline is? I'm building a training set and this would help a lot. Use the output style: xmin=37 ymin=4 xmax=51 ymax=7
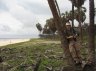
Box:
xmin=0 ymin=39 xmax=30 ymax=47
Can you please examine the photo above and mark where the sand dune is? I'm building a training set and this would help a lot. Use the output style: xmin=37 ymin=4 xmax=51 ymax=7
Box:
xmin=0 ymin=39 xmax=30 ymax=46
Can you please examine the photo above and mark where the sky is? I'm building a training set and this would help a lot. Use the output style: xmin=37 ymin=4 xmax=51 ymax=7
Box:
xmin=0 ymin=0 xmax=96 ymax=38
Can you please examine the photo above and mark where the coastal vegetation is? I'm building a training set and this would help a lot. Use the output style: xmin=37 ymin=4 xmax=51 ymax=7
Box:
xmin=0 ymin=38 xmax=96 ymax=71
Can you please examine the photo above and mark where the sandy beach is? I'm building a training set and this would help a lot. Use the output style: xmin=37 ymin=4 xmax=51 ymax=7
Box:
xmin=0 ymin=39 xmax=30 ymax=46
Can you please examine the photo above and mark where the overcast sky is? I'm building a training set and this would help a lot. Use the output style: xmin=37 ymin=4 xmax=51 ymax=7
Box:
xmin=0 ymin=0 xmax=96 ymax=38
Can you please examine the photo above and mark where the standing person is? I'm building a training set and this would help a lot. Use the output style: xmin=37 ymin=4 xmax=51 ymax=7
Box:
xmin=64 ymin=22 xmax=82 ymax=65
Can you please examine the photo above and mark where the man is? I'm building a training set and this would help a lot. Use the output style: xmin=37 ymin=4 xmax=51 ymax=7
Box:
xmin=64 ymin=22 xmax=82 ymax=65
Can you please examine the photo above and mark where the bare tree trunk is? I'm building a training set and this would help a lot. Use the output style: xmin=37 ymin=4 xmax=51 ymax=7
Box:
xmin=78 ymin=7 xmax=83 ymax=43
xmin=72 ymin=1 xmax=74 ymax=28
xmin=47 ymin=0 xmax=75 ymax=68
xmin=88 ymin=0 xmax=95 ymax=69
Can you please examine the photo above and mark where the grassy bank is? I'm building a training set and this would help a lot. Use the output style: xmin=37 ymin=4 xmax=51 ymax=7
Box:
xmin=0 ymin=39 xmax=65 ymax=71
xmin=0 ymin=38 xmax=91 ymax=71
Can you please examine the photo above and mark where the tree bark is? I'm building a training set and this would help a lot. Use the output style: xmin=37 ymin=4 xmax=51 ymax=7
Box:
xmin=47 ymin=0 xmax=75 ymax=68
xmin=88 ymin=0 xmax=95 ymax=69
xmin=78 ymin=7 xmax=83 ymax=43
xmin=72 ymin=0 xmax=74 ymax=28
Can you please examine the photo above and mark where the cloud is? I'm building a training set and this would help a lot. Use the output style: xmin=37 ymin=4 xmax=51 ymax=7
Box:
xmin=0 ymin=0 xmax=95 ymax=38
xmin=18 ymin=1 xmax=51 ymax=15
xmin=0 ymin=1 xmax=8 ymax=11
xmin=0 ymin=0 xmax=39 ymax=36
xmin=0 ymin=11 xmax=39 ymax=37
xmin=8 ymin=4 xmax=37 ymax=28
xmin=0 ymin=12 xmax=23 ymax=34
xmin=0 ymin=25 xmax=11 ymax=32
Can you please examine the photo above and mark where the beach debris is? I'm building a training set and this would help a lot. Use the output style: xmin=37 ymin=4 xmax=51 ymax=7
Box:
xmin=45 ymin=49 xmax=54 ymax=54
xmin=46 ymin=66 xmax=53 ymax=71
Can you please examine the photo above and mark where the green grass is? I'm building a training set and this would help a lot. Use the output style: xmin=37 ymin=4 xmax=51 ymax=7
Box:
xmin=0 ymin=38 xmax=95 ymax=71
xmin=0 ymin=39 xmax=66 ymax=71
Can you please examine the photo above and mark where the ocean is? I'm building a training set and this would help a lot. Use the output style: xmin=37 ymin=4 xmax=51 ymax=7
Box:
xmin=0 ymin=34 xmax=40 ymax=46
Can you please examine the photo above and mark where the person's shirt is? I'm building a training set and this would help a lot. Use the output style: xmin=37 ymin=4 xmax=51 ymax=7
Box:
xmin=64 ymin=28 xmax=79 ymax=42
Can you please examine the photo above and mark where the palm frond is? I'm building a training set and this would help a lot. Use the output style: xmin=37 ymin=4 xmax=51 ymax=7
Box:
xmin=69 ymin=0 xmax=86 ymax=8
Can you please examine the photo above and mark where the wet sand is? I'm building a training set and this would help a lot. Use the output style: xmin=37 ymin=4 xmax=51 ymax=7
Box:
xmin=0 ymin=39 xmax=30 ymax=46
